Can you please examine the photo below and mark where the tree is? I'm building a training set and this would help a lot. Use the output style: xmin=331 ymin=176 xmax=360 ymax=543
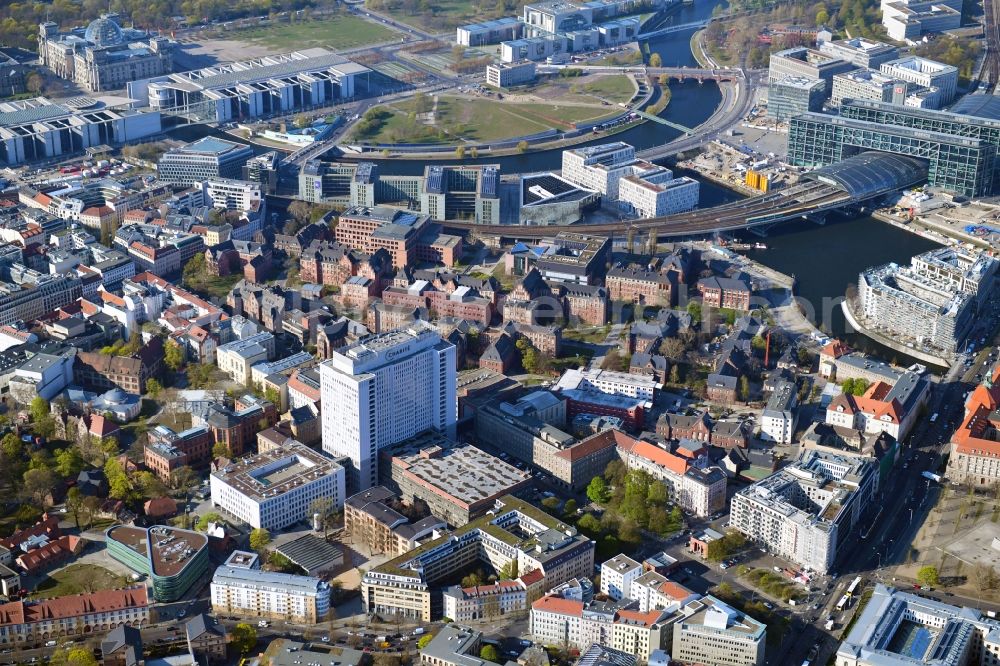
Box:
xmin=541 ymin=496 xmax=561 ymax=512
xmin=455 ymin=145 xmax=466 ymax=159
xmin=135 ymin=471 xmax=167 ymax=499
xmin=212 ymin=441 xmax=232 ymax=459
xmin=294 ymin=113 xmax=311 ymax=129
xmin=309 ymin=496 xmax=337 ymax=535
xmin=146 ymin=378 xmax=164 ymax=398
xmin=917 ymin=565 xmax=940 ymax=588
xmin=686 ymin=300 xmax=702 ymax=323
xmin=577 ymin=513 xmax=601 ymax=535
xmin=105 ymin=458 xmax=133 ymax=501
xmin=669 ymin=364 xmax=682 ymax=384
xmin=66 ymin=487 xmax=84 ymax=528
xmin=649 ymin=52 xmax=663 ymax=67
xmin=587 ymin=476 xmax=610 ymax=503
xmin=197 ymin=512 xmax=223 ymax=531
xmin=563 ymin=498 xmax=578 ymax=516
xmin=797 ymin=347 xmax=813 ymax=366
xmin=974 ymin=563 xmax=999 ymax=591
xmin=53 ymin=447 xmax=84 ymax=477
xmin=461 ymin=569 xmax=485 ymax=587
xmin=23 ymin=467 xmax=55 ymax=506
xmin=604 ymin=459 xmax=628 ymax=487
xmin=164 ymin=339 xmax=186 ymax=372
xmin=498 ymin=559 xmax=519 ymax=579
xmin=517 ymin=140 xmax=529 ymax=153
xmin=171 ymin=465 xmax=199 ymax=502
xmin=1 ymin=433 xmax=21 ymax=460
xmin=417 ymin=634 xmax=434 ymax=649
xmin=30 ymin=396 xmax=49 ymax=422
xmin=841 ymin=377 xmax=869 ymax=396
xmin=231 ymin=623 xmax=258 ymax=654
xmin=249 ymin=527 xmax=271 ymax=553
xmin=65 ymin=648 xmax=99 ymax=666
xmin=288 ymin=200 xmax=313 ymax=226
xmin=737 ymin=376 xmax=750 ymax=402
xmin=480 ymin=646 xmax=500 ymax=663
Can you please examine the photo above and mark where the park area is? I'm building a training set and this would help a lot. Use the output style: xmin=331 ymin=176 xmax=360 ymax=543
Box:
xmin=31 ymin=563 xmax=131 ymax=600
xmin=228 ymin=15 xmax=398 ymax=51
xmin=349 ymin=93 xmax=620 ymax=144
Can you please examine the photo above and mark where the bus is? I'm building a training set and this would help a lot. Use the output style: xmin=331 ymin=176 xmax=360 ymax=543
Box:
xmin=846 ymin=576 xmax=863 ymax=599
xmin=836 ymin=595 xmax=849 ymax=612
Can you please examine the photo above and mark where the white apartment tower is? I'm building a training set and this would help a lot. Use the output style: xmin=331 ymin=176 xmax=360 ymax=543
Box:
xmin=319 ymin=322 xmax=457 ymax=492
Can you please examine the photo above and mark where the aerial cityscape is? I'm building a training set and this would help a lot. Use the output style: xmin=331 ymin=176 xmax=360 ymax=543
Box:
xmin=2 ymin=0 xmax=1000 ymax=664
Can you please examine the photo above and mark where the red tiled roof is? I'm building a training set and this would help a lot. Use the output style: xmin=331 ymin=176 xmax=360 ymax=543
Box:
xmin=619 ymin=438 xmax=688 ymax=475
xmin=555 ymin=429 xmax=632 ymax=462
xmin=820 ymin=340 xmax=850 ymax=359
xmin=531 ymin=595 xmax=583 ymax=616
xmin=0 ymin=586 xmax=148 ymax=627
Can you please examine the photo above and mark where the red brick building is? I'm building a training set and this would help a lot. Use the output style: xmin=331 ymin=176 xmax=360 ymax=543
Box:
xmin=698 ymin=276 xmax=752 ymax=311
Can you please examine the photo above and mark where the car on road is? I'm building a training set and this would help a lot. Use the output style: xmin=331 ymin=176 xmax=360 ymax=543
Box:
xmin=258 ymin=620 xmax=269 ymax=627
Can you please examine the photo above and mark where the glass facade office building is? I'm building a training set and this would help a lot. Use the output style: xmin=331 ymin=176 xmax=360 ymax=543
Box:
xmin=788 ymin=99 xmax=999 ymax=196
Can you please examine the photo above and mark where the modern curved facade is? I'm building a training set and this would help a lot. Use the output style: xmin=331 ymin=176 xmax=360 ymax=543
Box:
xmin=106 ymin=525 xmax=209 ymax=602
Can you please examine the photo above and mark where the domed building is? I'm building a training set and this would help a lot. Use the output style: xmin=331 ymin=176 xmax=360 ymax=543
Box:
xmin=83 ymin=15 xmax=125 ymax=47
xmin=37 ymin=12 xmax=173 ymax=92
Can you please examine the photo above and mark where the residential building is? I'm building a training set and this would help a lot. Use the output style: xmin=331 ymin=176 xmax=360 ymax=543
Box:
xmin=211 ymin=564 xmax=331 ymax=623
xmin=335 ymin=206 xmax=463 ymax=268
xmin=38 ymin=14 xmax=172 ymax=92
xmin=729 ymin=450 xmax=880 ymax=573
xmin=0 ymin=587 xmax=150 ymax=645
xmin=672 ymin=596 xmax=767 ymax=666
xmin=857 ymin=249 xmax=993 ymax=355
xmin=185 ymin=614 xmax=227 ymax=663
xmin=102 ymin=625 xmax=142 ymax=666
xmin=209 ymin=442 xmax=345 ymax=530
xmin=600 ymin=554 xmax=642 ymax=600
xmin=379 ymin=431 xmax=531 ymax=527
xmin=105 ymin=525 xmax=210 ymax=602
xmin=157 ymin=137 xmax=254 ymax=186
xmin=529 ymin=595 xmax=671 ymax=661
xmin=319 ymin=322 xmax=457 ymax=492
xmin=361 ymin=496 xmax=594 ymax=621
xmin=73 ymin=336 xmax=163 ymax=394
xmin=215 ymin=332 xmax=275 ymax=385
xmin=607 ymin=265 xmax=673 ymax=306
xmin=760 ymin=380 xmax=798 ymax=444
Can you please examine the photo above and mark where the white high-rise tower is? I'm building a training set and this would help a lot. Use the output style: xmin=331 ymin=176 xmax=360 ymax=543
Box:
xmin=319 ymin=322 xmax=457 ymax=492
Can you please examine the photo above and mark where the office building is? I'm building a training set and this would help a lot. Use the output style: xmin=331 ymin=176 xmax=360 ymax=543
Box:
xmin=486 ymin=61 xmax=537 ymax=88
xmin=787 ymin=100 xmax=999 ymax=197
xmin=38 ymin=14 xmax=173 ymax=92
xmin=211 ymin=563 xmax=331 ymax=623
xmin=856 ymin=248 xmax=996 ymax=355
xmin=529 ymin=595 xmax=671 ymax=661
xmin=600 ymin=554 xmax=642 ymax=600
xmin=837 ymin=584 xmax=1000 ymax=666
xmin=818 ymin=38 xmax=899 ymax=69
xmin=361 ymin=495 xmax=594 ymax=621
xmin=767 ymin=76 xmax=825 ymax=121
xmin=456 ymin=17 xmax=524 ymax=46
xmin=334 ymin=206 xmax=462 ymax=268
xmin=380 ymin=430 xmax=531 ymax=527
xmin=760 ymin=380 xmax=797 ymax=444
xmin=319 ymin=322 xmax=457 ymax=491
xmin=617 ymin=165 xmax=699 ymax=218
xmin=130 ymin=48 xmax=369 ymax=123
xmin=215 ymin=331 xmax=275 ymax=385
xmin=826 ymin=370 xmax=929 ymax=442
xmin=767 ymin=47 xmax=855 ymax=95
xmin=105 ymin=525 xmax=210 ymax=602
xmin=209 ymin=442 xmax=345 ymax=530
xmin=0 ymin=96 xmax=161 ymax=167
xmin=0 ymin=49 xmax=26 ymax=98
xmin=730 ymin=450 xmax=879 ymax=573
xmin=880 ymin=56 xmax=958 ymax=104
xmin=158 ymin=137 xmax=254 ymax=186
xmin=881 ymin=0 xmax=961 ymax=41
xmin=671 ymin=596 xmax=767 ymax=666
xmin=0 ymin=271 xmax=82 ymax=327
xmin=948 ymin=365 xmax=1000 ymax=487
xmin=518 ymin=172 xmax=602 ymax=225
xmin=242 ymin=151 xmax=281 ymax=195
xmin=831 ymin=69 xmax=899 ymax=107
xmin=344 ymin=486 xmax=448 ymax=556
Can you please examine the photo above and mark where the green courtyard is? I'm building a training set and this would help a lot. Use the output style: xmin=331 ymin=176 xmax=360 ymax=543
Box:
xmin=232 ymin=15 xmax=398 ymax=51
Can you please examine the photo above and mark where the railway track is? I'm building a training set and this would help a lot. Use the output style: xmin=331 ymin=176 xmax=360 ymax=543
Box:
xmin=980 ymin=0 xmax=1000 ymax=90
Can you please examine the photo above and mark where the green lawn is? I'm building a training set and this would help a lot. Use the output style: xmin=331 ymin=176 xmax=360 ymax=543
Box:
xmin=234 ymin=15 xmax=397 ymax=51
xmin=378 ymin=1 xmax=496 ymax=31
xmin=583 ymin=75 xmax=637 ymax=104
xmin=353 ymin=95 xmax=616 ymax=143
xmin=32 ymin=564 xmax=131 ymax=600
